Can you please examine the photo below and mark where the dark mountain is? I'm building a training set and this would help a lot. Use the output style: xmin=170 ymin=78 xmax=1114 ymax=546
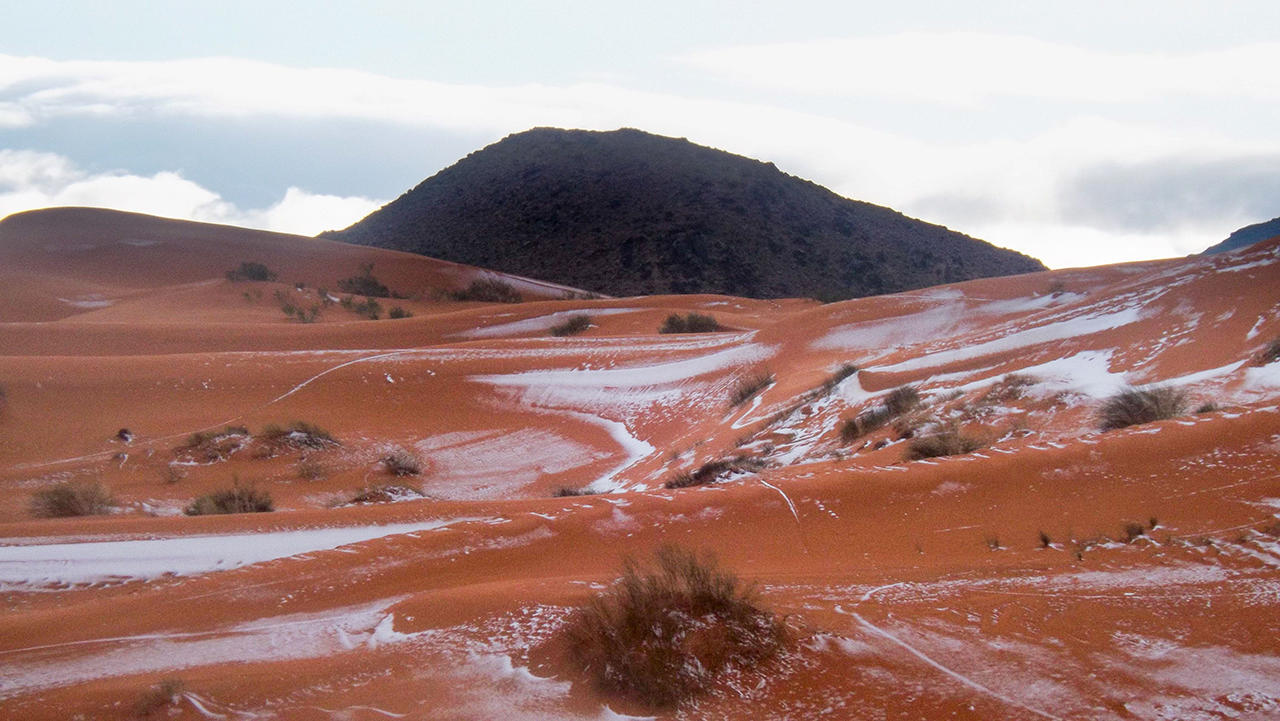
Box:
xmin=325 ymin=128 xmax=1046 ymax=300
xmin=1201 ymin=216 xmax=1280 ymax=255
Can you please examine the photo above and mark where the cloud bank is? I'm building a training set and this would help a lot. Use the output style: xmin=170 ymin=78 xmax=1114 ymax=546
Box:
xmin=1 ymin=34 xmax=1277 ymax=266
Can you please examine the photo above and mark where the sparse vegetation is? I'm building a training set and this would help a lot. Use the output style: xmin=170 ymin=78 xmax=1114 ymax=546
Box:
xmin=388 ymin=306 xmax=413 ymax=319
xmin=884 ymin=385 xmax=921 ymax=416
xmin=819 ymin=364 xmax=859 ymax=395
xmin=181 ymin=426 xmax=251 ymax=462
xmin=1195 ymin=402 xmax=1218 ymax=414
xmin=560 ymin=546 xmax=786 ymax=709
xmin=225 ymin=261 xmax=277 ymax=282
xmin=133 ymin=678 xmax=186 ymax=718
xmin=839 ymin=407 xmax=891 ymax=443
xmin=296 ymin=456 xmax=329 ymax=480
xmin=550 ymin=314 xmax=592 ymax=337
xmin=553 ymin=486 xmax=600 ymax=497
xmin=1098 ymin=385 xmax=1189 ymax=431
xmin=338 ymin=263 xmax=397 ymax=298
xmin=161 ymin=464 xmax=186 ymax=484
xmin=664 ymin=456 xmax=765 ymax=489
xmin=905 ymin=427 xmax=983 ymax=460
xmin=349 ymin=484 xmax=423 ymax=504
xmin=1258 ymin=337 xmax=1280 ymax=366
xmin=258 ymin=421 xmax=338 ymax=451
xmin=729 ymin=370 xmax=774 ymax=407
xmin=1038 ymin=530 xmax=1052 ymax=548
xmin=450 ymin=278 xmax=523 ymax=303
xmin=659 ymin=312 xmax=722 ymax=334
xmin=1121 ymin=522 xmax=1146 ymax=543
xmin=30 ymin=480 xmax=114 ymax=518
xmin=382 ymin=447 xmax=423 ymax=476
xmin=185 ymin=481 xmax=274 ymax=515
xmin=341 ymin=295 xmax=383 ymax=320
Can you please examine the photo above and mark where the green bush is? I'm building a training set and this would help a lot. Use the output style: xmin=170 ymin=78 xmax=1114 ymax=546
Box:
xmin=185 ymin=482 xmax=274 ymax=515
xmin=337 ymin=263 xmax=395 ymax=298
xmin=550 ymin=314 xmax=592 ymax=336
xmin=560 ymin=546 xmax=786 ymax=709
xmin=659 ymin=312 xmax=722 ymax=334
xmin=30 ymin=480 xmax=114 ymax=518
xmin=1098 ymin=386 xmax=1188 ymax=431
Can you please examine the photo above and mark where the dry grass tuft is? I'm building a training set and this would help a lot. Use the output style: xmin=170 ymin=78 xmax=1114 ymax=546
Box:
xmin=729 ymin=370 xmax=774 ymax=407
xmin=905 ymin=428 xmax=983 ymax=460
xmin=561 ymin=546 xmax=786 ymax=709
xmin=550 ymin=314 xmax=592 ymax=337
xmin=1098 ymin=386 xmax=1188 ymax=431
xmin=382 ymin=447 xmax=423 ymax=476
xmin=185 ymin=481 xmax=273 ymax=515
xmin=133 ymin=678 xmax=186 ymax=717
xmin=30 ymin=480 xmax=113 ymax=518
xmin=659 ymin=312 xmax=722 ymax=334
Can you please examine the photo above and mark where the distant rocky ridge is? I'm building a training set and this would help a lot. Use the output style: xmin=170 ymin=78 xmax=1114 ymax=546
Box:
xmin=1201 ymin=216 xmax=1280 ymax=255
xmin=325 ymin=127 xmax=1046 ymax=300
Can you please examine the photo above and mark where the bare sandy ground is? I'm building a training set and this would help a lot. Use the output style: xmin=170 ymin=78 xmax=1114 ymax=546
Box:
xmin=1 ymin=208 xmax=1278 ymax=720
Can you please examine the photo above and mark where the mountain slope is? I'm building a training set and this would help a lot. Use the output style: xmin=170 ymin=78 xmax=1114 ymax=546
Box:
xmin=325 ymin=127 xmax=1046 ymax=299
xmin=1201 ymin=215 xmax=1280 ymax=254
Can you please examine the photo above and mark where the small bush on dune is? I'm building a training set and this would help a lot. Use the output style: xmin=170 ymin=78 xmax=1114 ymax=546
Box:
xmin=659 ymin=312 xmax=722 ymax=334
xmin=382 ymin=447 xmax=423 ymax=476
xmin=663 ymin=456 xmax=765 ymax=490
xmin=1098 ymin=386 xmax=1189 ymax=431
xmin=553 ymin=486 xmax=600 ymax=497
xmin=259 ymin=421 xmax=337 ymax=451
xmin=839 ymin=407 xmax=891 ymax=443
xmin=30 ymin=480 xmax=113 ymax=518
xmin=1258 ymin=337 xmax=1280 ymax=366
xmin=338 ymin=263 xmax=398 ymax=299
xmin=560 ymin=546 xmax=786 ymax=709
xmin=349 ymin=484 xmax=423 ymax=504
xmin=883 ymin=385 xmax=921 ymax=416
xmin=133 ymin=678 xmax=186 ymax=718
xmin=550 ymin=314 xmax=593 ymax=337
xmin=819 ymin=364 xmax=859 ymax=395
xmin=225 ymin=261 xmax=277 ymax=282
xmin=450 ymin=278 xmax=523 ymax=303
xmin=388 ymin=306 xmax=413 ymax=319
xmin=905 ymin=428 xmax=983 ymax=460
xmin=729 ymin=370 xmax=774 ymax=407
xmin=185 ymin=481 xmax=273 ymax=515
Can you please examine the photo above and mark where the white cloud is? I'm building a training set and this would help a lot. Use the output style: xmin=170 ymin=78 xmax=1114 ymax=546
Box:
xmin=0 ymin=149 xmax=381 ymax=235
xmin=1 ymin=47 xmax=1275 ymax=267
xmin=681 ymin=33 xmax=1280 ymax=104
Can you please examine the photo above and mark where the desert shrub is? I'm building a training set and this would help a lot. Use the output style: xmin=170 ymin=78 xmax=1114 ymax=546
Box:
xmin=1098 ymin=386 xmax=1189 ymax=431
xmin=388 ymin=306 xmax=413 ymax=319
xmin=182 ymin=426 xmax=250 ymax=462
xmin=663 ymin=456 xmax=764 ymax=490
xmin=883 ymin=385 xmax=921 ymax=416
xmin=382 ymin=447 xmax=422 ymax=476
xmin=550 ymin=314 xmax=592 ymax=337
xmin=560 ymin=546 xmax=786 ymax=709
xmin=980 ymin=374 xmax=1037 ymax=404
xmin=258 ymin=421 xmax=337 ymax=451
xmin=659 ymin=312 xmax=722 ymax=334
xmin=450 ymin=278 xmax=523 ymax=303
xmin=296 ymin=456 xmax=329 ymax=480
xmin=819 ymin=364 xmax=859 ymax=395
xmin=185 ymin=482 xmax=273 ymax=515
xmin=161 ymin=464 xmax=186 ymax=484
xmin=839 ymin=407 xmax=891 ymax=443
xmin=349 ymin=484 xmax=422 ymax=504
xmin=225 ymin=261 xmax=277 ymax=282
xmin=30 ymin=480 xmax=113 ymax=518
xmin=1121 ymin=522 xmax=1146 ymax=543
xmin=341 ymin=296 xmax=382 ymax=320
xmin=905 ymin=428 xmax=983 ymax=460
xmin=133 ymin=678 xmax=186 ymax=718
xmin=1258 ymin=337 xmax=1280 ymax=366
xmin=729 ymin=370 xmax=774 ymax=407
xmin=1196 ymin=402 xmax=1218 ymax=414
xmin=553 ymin=486 xmax=600 ymax=497
xmin=338 ymin=263 xmax=396 ymax=298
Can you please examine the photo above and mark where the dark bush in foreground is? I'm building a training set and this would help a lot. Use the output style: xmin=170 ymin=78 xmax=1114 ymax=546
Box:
xmin=1098 ymin=386 xmax=1188 ymax=431
xmin=185 ymin=483 xmax=274 ymax=515
xmin=451 ymin=279 xmax=523 ymax=303
xmin=561 ymin=546 xmax=786 ymax=709
xmin=382 ymin=447 xmax=423 ymax=476
xmin=659 ymin=312 xmax=722 ymax=334
xmin=225 ymin=261 xmax=277 ymax=282
xmin=905 ymin=429 xmax=983 ymax=460
xmin=729 ymin=370 xmax=774 ymax=407
xmin=30 ymin=480 xmax=113 ymax=518
xmin=550 ymin=314 xmax=592 ymax=337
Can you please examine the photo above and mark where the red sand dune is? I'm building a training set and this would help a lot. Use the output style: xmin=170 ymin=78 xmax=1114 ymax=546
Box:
xmin=1 ymin=208 xmax=1278 ymax=720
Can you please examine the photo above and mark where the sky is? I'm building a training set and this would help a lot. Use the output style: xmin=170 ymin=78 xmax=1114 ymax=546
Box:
xmin=1 ymin=0 xmax=1278 ymax=269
